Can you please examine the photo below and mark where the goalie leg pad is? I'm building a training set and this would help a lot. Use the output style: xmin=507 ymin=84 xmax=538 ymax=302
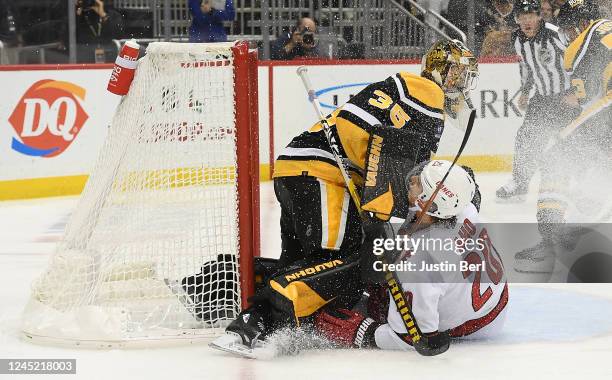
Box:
xmin=264 ymin=254 xmax=364 ymax=327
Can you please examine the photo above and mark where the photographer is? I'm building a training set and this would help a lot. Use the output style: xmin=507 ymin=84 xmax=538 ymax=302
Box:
xmin=271 ymin=17 xmax=320 ymax=60
xmin=75 ymin=0 xmax=124 ymax=63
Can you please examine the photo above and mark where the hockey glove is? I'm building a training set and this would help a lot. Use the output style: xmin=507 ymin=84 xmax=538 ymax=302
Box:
xmin=415 ymin=330 xmax=451 ymax=356
xmin=315 ymin=308 xmax=380 ymax=349
xmin=360 ymin=220 xmax=396 ymax=284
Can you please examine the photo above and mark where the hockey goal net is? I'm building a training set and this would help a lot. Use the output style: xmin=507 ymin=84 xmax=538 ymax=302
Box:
xmin=21 ymin=41 xmax=260 ymax=347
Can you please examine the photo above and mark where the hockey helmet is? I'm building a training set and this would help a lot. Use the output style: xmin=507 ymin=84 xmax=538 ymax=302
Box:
xmin=415 ymin=160 xmax=475 ymax=219
xmin=557 ymin=0 xmax=600 ymax=44
xmin=557 ymin=0 xmax=600 ymax=27
xmin=514 ymin=0 xmax=541 ymax=15
xmin=421 ymin=39 xmax=479 ymax=95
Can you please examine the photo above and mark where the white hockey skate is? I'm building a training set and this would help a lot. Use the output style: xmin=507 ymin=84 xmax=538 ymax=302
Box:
xmin=496 ymin=180 xmax=527 ymax=203
xmin=514 ymin=240 xmax=555 ymax=273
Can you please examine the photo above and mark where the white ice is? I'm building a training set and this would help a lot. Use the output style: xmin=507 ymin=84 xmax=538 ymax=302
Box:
xmin=1 ymin=173 xmax=611 ymax=380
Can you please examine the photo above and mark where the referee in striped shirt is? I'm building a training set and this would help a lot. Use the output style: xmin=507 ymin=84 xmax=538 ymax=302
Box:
xmin=496 ymin=0 xmax=580 ymax=202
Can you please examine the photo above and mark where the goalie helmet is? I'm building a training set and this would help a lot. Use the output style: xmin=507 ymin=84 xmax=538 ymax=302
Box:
xmin=416 ymin=160 xmax=476 ymax=219
xmin=421 ymin=39 xmax=479 ymax=95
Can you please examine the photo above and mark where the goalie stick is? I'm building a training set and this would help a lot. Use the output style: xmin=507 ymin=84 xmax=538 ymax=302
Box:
xmin=296 ymin=67 xmax=365 ymax=218
xmin=297 ymin=66 xmax=476 ymax=356
xmin=543 ymin=95 xmax=612 ymax=153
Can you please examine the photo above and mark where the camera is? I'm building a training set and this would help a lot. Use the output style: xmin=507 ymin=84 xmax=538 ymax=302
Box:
xmin=302 ymin=31 xmax=315 ymax=45
xmin=292 ymin=28 xmax=315 ymax=45
xmin=81 ymin=0 xmax=97 ymax=8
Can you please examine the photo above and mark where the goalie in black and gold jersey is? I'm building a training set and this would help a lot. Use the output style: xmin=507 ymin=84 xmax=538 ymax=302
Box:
xmin=515 ymin=0 xmax=612 ymax=273
xmin=210 ymin=39 xmax=480 ymax=354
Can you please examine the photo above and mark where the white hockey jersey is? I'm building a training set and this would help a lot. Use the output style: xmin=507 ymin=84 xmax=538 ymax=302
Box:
xmin=374 ymin=204 xmax=509 ymax=350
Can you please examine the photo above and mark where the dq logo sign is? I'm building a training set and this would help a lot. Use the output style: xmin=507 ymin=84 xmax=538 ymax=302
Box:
xmin=8 ymin=80 xmax=89 ymax=157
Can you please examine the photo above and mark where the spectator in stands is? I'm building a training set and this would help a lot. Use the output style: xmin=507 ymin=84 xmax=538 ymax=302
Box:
xmin=188 ymin=0 xmax=235 ymax=43
xmin=0 ymin=0 xmax=19 ymax=64
xmin=75 ymin=0 xmax=124 ymax=63
xmin=0 ymin=0 xmax=18 ymax=45
xmin=480 ymin=0 xmax=518 ymax=56
xmin=550 ymin=0 xmax=566 ymax=19
xmin=271 ymin=17 xmax=321 ymax=60
xmin=444 ymin=0 xmax=495 ymax=55
xmin=540 ymin=0 xmax=554 ymax=23
xmin=551 ymin=0 xmax=567 ymax=8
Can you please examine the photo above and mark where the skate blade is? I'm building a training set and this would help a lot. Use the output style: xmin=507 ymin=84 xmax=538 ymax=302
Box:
xmin=495 ymin=195 xmax=526 ymax=204
xmin=514 ymin=259 xmax=554 ymax=274
xmin=514 ymin=267 xmax=553 ymax=274
xmin=209 ymin=334 xmax=258 ymax=359
xmin=210 ymin=334 xmax=277 ymax=360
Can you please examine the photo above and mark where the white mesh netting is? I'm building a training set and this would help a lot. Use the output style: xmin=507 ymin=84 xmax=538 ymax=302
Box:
xmin=22 ymin=42 xmax=247 ymax=346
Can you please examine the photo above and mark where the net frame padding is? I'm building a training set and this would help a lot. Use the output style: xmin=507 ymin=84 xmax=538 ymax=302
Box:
xmin=21 ymin=41 xmax=259 ymax=347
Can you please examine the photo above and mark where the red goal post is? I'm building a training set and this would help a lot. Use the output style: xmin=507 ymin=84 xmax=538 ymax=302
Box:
xmin=234 ymin=41 xmax=261 ymax=308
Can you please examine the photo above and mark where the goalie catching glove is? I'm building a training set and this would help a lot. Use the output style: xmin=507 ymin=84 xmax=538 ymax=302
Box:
xmin=315 ymin=308 xmax=380 ymax=348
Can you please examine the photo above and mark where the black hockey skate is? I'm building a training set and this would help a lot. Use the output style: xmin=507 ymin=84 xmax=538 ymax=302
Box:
xmin=226 ymin=308 xmax=268 ymax=347
xmin=209 ymin=308 xmax=269 ymax=359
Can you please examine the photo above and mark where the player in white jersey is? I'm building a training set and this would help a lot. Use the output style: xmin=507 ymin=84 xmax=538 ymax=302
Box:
xmin=315 ymin=160 xmax=509 ymax=351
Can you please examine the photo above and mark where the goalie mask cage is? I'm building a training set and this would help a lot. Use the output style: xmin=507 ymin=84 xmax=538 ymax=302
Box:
xmin=21 ymin=41 xmax=260 ymax=347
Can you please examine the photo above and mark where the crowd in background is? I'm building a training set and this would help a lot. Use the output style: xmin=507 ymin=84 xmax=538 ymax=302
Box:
xmin=1 ymin=0 xmax=611 ymax=64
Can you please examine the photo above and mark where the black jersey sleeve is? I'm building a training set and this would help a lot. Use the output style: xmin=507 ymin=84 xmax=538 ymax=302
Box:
xmin=360 ymin=124 xmax=432 ymax=220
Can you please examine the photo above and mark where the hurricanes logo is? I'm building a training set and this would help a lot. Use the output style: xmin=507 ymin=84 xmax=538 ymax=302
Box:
xmin=436 ymin=181 xmax=455 ymax=198
xmin=8 ymin=80 xmax=89 ymax=157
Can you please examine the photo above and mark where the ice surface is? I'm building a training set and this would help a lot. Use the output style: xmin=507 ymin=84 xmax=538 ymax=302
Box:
xmin=1 ymin=173 xmax=611 ymax=380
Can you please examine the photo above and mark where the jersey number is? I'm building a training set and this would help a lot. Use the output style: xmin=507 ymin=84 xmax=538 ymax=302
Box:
xmin=368 ymin=90 xmax=411 ymax=129
xmin=462 ymin=228 xmax=505 ymax=312
xmin=572 ymin=79 xmax=587 ymax=100
xmin=602 ymin=33 xmax=612 ymax=50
